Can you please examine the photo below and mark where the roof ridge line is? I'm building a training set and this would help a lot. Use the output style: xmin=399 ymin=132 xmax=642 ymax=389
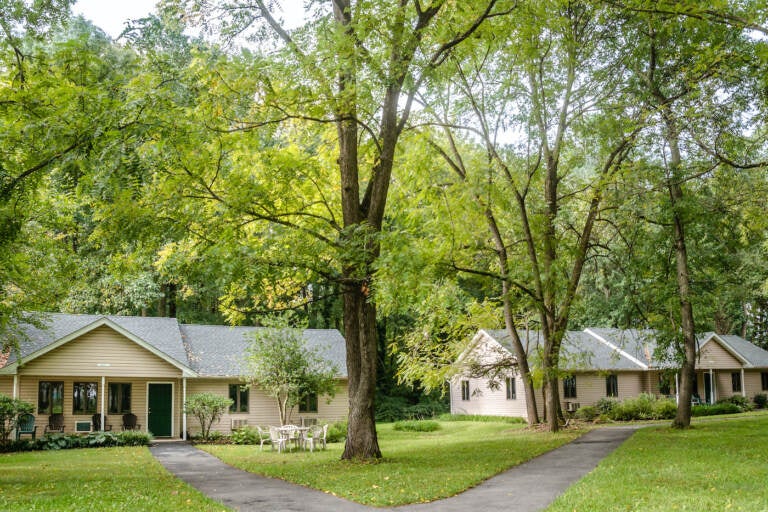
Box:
xmin=583 ymin=328 xmax=648 ymax=370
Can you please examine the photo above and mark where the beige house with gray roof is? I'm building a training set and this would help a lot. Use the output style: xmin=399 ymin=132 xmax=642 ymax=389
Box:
xmin=0 ymin=313 xmax=348 ymax=439
xmin=451 ymin=328 xmax=768 ymax=421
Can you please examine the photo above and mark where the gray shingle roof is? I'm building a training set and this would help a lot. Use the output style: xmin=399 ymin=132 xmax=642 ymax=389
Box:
xmin=484 ymin=328 xmax=644 ymax=371
xmin=179 ymin=325 xmax=347 ymax=378
xmin=4 ymin=313 xmax=347 ymax=378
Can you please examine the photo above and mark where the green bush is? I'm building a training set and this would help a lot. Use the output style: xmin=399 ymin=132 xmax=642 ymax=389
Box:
xmin=436 ymin=414 xmax=526 ymax=424
xmin=325 ymin=420 xmax=347 ymax=443
xmin=0 ymin=394 xmax=34 ymax=446
xmin=116 ymin=430 xmax=153 ymax=446
xmin=595 ymin=397 xmax=619 ymax=415
xmin=754 ymin=393 xmax=768 ymax=409
xmin=376 ymin=396 xmax=449 ymax=422
xmin=184 ymin=393 xmax=233 ymax=441
xmin=653 ymin=398 xmax=678 ymax=419
xmin=392 ymin=420 xmax=441 ymax=432
xmin=692 ymin=402 xmax=741 ymax=416
xmin=717 ymin=395 xmax=752 ymax=412
xmin=231 ymin=426 xmax=261 ymax=445
xmin=575 ymin=405 xmax=599 ymax=421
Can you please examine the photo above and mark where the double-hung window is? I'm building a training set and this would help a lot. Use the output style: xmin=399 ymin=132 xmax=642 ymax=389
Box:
xmin=732 ymin=372 xmax=742 ymax=393
xmin=73 ymin=382 xmax=98 ymax=414
xmin=229 ymin=384 xmax=249 ymax=413
xmin=108 ymin=383 xmax=132 ymax=414
xmin=461 ymin=380 xmax=470 ymax=401
xmin=563 ymin=376 xmax=577 ymax=399
xmin=38 ymin=381 xmax=64 ymax=414
xmin=762 ymin=372 xmax=768 ymax=391
xmin=606 ymin=374 xmax=618 ymax=397
xmin=299 ymin=393 xmax=318 ymax=413
xmin=505 ymin=377 xmax=516 ymax=400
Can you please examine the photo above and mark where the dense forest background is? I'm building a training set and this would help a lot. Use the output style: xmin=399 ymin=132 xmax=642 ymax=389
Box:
xmin=2 ymin=0 xmax=767 ymax=434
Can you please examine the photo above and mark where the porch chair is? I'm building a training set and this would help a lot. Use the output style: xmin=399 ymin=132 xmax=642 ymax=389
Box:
xmin=122 ymin=413 xmax=141 ymax=431
xmin=16 ymin=413 xmax=37 ymax=441
xmin=268 ymin=426 xmax=287 ymax=453
xmin=92 ymin=413 xmax=112 ymax=432
xmin=45 ymin=413 xmax=65 ymax=434
xmin=305 ymin=424 xmax=328 ymax=452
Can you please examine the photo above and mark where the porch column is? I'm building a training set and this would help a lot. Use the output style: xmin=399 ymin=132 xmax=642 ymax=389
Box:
xmin=741 ymin=368 xmax=746 ymax=398
xmin=13 ymin=374 xmax=18 ymax=399
xmin=100 ymin=375 xmax=106 ymax=431
xmin=675 ymin=373 xmax=679 ymax=405
xmin=182 ymin=377 xmax=187 ymax=441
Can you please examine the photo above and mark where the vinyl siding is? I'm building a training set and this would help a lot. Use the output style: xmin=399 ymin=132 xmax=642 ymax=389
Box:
xmin=449 ymin=374 xmax=529 ymax=419
xmin=0 ymin=377 xmax=12 ymax=396
xmin=744 ymin=370 xmax=766 ymax=398
xmin=699 ymin=339 xmax=743 ymax=369
xmin=18 ymin=326 xmax=183 ymax=378
xmin=186 ymin=379 xmax=349 ymax=434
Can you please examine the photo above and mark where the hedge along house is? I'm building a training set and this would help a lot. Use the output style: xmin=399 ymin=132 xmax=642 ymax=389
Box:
xmin=0 ymin=313 xmax=348 ymax=439
xmin=450 ymin=328 xmax=768 ymax=421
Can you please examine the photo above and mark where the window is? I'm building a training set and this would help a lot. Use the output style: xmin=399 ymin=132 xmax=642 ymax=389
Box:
xmin=505 ymin=377 xmax=516 ymax=400
xmin=299 ymin=393 xmax=318 ymax=413
xmin=762 ymin=372 xmax=768 ymax=391
xmin=461 ymin=380 xmax=470 ymax=401
xmin=38 ymin=381 xmax=64 ymax=414
xmin=732 ymin=372 xmax=742 ymax=393
xmin=109 ymin=383 xmax=132 ymax=414
xmin=73 ymin=382 xmax=98 ymax=414
xmin=228 ymin=384 xmax=249 ymax=413
xmin=658 ymin=375 xmax=671 ymax=395
xmin=563 ymin=376 xmax=577 ymax=399
xmin=606 ymin=374 xmax=618 ymax=397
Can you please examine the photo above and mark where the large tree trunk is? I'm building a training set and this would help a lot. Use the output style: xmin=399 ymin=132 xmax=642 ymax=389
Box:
xmin=342 ymin=285 xmax=382 ymax=459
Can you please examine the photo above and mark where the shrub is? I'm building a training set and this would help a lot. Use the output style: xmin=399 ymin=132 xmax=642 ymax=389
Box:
xmin=325 ymin=420 xmax=347 ymax=443
xmin=116 ymin=430 xmax=153 ymax=446
xmin=0 ymin=394 xmax=34 ymax=446
xmin=653 ymin=398 xmax=678 ymax=419
xmin=717 ymin=395 xmax=752 ymax=412
xmin=754 ymin=393 xmax=768 ymax=409
xmin=184 ymin=393 xmax=233 ymax=441
xmin=375 ymin=396 xmax=409 ymax=422
xmin=231 ymin=426 xmax=261 ymax=445
xmin=436 ymin=414 xmax=526 ymax=424
xmin=575 ymin=405 xmax=599 ymax=421
xmin=392 ymin=420 xmax=441 ymax=432
xmin=692 ymin=402 xmax=741 ymax=416
xmin=595 ymin=397 xmax=619 ymax=415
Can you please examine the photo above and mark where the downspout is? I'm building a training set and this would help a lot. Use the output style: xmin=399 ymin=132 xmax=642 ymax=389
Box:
xmin=182 ymin=377 xmax=187 ymax=441
xmin=101 ymin=375 xmax=106 ymax=431
xmin=13 ymin=374 xmax=18 ymax=399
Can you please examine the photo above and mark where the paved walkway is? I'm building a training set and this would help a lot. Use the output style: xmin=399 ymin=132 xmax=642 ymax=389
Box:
xmin=150 ymin=426 xmax=639 ymax=512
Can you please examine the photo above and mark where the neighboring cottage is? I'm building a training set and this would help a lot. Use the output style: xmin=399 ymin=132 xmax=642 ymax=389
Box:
xmin=0 ymin=313 xmax=348 ymax=439
xmin=451 ymin=328 xmax=768 ymax=421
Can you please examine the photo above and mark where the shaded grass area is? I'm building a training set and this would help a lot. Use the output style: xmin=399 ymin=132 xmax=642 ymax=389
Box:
xmin=0 ymin=447 xmax=229 ymax=511
xmin=201 ymin=421 xmax=580 ymax=506
xmin=546 ymin=415 xmax=768 ymax=512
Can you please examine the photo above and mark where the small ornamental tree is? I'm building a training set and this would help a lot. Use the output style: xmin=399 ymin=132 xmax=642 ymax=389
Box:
xmin=245 ymin=327 xmax=338 ymax=426
xmin=0 ymin=394 xmax=33 ymax=446
xmin=184 ymin=393 xmax=232 ymax=441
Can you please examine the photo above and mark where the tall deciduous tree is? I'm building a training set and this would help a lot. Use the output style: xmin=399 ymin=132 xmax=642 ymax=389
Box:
xmin=159 ymin=0 xmax=508 ymax=458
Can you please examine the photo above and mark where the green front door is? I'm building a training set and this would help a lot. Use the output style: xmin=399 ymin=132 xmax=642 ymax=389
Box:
xmin=148 ymin=383 xmax=173 ymax=437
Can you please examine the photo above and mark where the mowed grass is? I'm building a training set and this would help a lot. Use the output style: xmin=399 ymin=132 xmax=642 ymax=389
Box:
xmin=201 ymin=421 xmax=580 ymax=506
xmin=546 ymin=415 xmax=768 ymax=512
xmin=0 ymin=447 xmax=229 ymax=512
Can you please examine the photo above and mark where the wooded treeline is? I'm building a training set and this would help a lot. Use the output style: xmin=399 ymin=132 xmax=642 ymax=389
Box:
xmin=1 ymin=0 xmax=767 ymax=456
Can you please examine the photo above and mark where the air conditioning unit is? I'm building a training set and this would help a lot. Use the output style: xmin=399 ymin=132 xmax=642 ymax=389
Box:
xmin=565 ymin=402 xmax=580 ymax=413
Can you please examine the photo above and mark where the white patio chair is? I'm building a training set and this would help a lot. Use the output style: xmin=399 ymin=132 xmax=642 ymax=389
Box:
xmin=268 ymin=426 xmax=287 ymax=453
xmin=256 ymin=425 xmax=270 ymax=451
xmin=305 ymin=424 xmax=328 ymax=452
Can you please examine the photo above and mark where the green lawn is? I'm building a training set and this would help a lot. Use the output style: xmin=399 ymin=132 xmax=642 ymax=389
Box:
xmin=0 ymin=447 xmax=229 ymax=512
xmin=200 ymin=421 xmax=580 ymax=506
xmin=546 ymin=414 xmax=768 ymax=512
